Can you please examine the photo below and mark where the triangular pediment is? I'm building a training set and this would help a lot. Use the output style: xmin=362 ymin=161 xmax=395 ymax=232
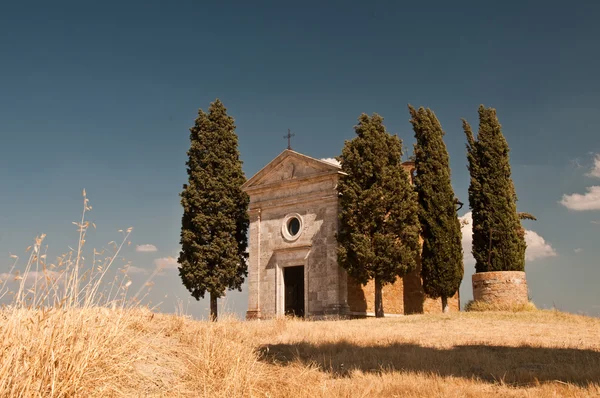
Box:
xmin=242 ymin=150 xmax=342 ymax=190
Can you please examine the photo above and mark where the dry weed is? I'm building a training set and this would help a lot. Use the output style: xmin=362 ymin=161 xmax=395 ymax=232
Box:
xmin=0 ymin=191 xmax=158 ymax=396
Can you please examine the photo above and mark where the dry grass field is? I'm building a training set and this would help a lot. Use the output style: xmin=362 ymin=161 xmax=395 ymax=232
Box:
xmin=1 ymin=307 xmax=599 ymax=397
xmin=1 ymin=195 xmax=599 ymax=397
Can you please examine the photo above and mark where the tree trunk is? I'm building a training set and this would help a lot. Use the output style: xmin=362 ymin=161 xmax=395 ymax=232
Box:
xmin=374 ymin=277 xmax=384 ymax=318
xmin=210 ymin=293 xmax=218 ymax=321
xmin=441 ymin=296 xmax=449 ymax=313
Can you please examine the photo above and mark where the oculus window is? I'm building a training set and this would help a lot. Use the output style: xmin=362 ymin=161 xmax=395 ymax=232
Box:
xmin=282 ymin=213 xmax=303 ymax=242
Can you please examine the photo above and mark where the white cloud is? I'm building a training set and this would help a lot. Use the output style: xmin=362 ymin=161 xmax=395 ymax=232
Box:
xmin=459 ymin=212 xmax=556 ymax=264
xmin=459 ymin=213 xmax=475 ymax=265
xmin=136 ymin=244 xmax=158 ymax=253
xmin=0 ymin=271 xmax=63 ymax=286
xmin=574 ymin=248 xmax=583 ymax=254
xmin=561 ymin=154 xmax=600 ymax=211
xmin=154 ymin=256 xmax=178 ymax=271
xmin=586 ymin=154 xmax=600 ymax=178
xmin=321 ymin=158 xmax=341 ymax=167
xmin=124 ymin=265 xmax=148 ymax=274
xmin=570 ymin=158 xmax=583 ymax=169
xmin=524 ymin=230 xmax=557 ymax=261
xmin=560 ymin=186 xmax=600 ymax=211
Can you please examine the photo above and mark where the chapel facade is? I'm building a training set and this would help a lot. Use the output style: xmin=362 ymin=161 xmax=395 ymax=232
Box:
xmin=242 ymin=150 xmax=459 ymax=319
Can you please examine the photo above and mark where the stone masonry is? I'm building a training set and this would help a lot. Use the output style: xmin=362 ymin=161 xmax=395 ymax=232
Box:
xmin=472 ymin=271 xmax=528 ymax=306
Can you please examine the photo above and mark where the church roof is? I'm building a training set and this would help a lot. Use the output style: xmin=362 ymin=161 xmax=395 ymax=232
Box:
xmin=242 ymin=149 xmax=344 ymax=191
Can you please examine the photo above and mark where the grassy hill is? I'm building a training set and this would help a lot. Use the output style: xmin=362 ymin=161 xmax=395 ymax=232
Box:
xmin=1 ymin=204 xmax=597 ymax=397
xmin=1 ymin=306 xmax=599 ymax=397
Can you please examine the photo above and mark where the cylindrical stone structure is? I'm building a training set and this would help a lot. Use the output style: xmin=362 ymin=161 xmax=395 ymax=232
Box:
xmin=472 ymin=271 xmax=528 ymax=306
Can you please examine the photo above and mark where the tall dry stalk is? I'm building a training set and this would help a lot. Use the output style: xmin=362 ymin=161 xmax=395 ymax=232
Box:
xmin=0 ymin=191 xmax=154 ymax=396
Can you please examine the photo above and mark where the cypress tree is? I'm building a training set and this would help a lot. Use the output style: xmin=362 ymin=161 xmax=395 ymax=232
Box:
xmin=463 ymin=105 xmax=525 ymax=273
xmin=178 ymin=99 xmax=250 ymax=321
xmin=337 ymin=113 xmax=421 ymax=318
xmin=408 ymin=105 xmax=463 ymax=313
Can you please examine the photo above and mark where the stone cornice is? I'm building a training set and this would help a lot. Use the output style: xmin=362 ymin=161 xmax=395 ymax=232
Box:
xmin=244 ymin=170 xmax=341 ymax=194
xmin=273 ymin=244 xmax=312 ymax=254
xmin=249 ymin=193 xmax=338 ymax=212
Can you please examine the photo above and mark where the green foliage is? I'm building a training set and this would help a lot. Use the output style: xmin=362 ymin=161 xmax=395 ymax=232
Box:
xmin=409 ymin=105 xmax=463 ymax=304
xmin=463 ymin=105 xmax=526 ymax=273
xmin=337 ymin=113 xmax=420 ymax=316
xmin=178 ymin=99 xmax=250 ymax=313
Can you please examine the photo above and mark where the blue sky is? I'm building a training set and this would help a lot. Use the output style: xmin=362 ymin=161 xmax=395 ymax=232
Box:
xmin=1 ymin=0 xmax=599 ymax=318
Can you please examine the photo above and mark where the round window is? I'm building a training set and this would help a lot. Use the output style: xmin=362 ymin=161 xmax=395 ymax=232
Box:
xmin=282 ymin=213 xmax=303 ymax=241
xmin=287 ymin=217 xmax=301 ymax=236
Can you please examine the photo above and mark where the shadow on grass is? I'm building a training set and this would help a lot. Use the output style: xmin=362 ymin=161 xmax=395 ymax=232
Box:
xmin=258 ymin=341 xmax=600 ymax=386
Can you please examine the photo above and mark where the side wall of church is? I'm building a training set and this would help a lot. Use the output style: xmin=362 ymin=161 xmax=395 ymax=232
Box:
xmin=347 ymin=264 xmax=461 ymax=315
xmin=347 ymin=275 xmax=405 ymax=315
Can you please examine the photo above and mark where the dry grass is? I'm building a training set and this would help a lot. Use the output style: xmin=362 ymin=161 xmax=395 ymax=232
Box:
xmin=0 ymin=191 xmax=158 ymax=396
xmin=1 ymin=194 xmax=599 ymax=397
xmin=464 ymin=299 xmax=538 ymax=312
xmin=4 ymin=308 xmax=598 ymax=397
xmin=255 ymin=311 xmax=600 ymax=397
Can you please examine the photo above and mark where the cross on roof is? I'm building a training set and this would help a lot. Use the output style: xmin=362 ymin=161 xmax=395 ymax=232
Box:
xmin=284 ymin=129 xmax=295 ymax=150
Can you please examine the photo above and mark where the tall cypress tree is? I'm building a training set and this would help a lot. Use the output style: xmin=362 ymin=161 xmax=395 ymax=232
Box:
xmin=178 ymin=99 xmax=249 ymax=321
xmin=409 ymin=105 xmax=463 ymax=313
xmin=463 ymin=105 xmax=525 ymax=273
xmin=337 ymin=113 xmax=421 ymax=318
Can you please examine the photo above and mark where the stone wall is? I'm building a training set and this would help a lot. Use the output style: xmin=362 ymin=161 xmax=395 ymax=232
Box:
xmin=472 ymin=271 xmax=528 ymax=305
xmin=347 ymin=266 xmax=460 ymax=316
xmin=403 ymin=258 xmax=460 ymax=314
xmin=347 ymin=275 xmax=405 ymax=315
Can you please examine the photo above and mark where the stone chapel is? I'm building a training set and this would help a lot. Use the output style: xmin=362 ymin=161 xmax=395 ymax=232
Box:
xmin=242 ymin=149 xmax=459 ymax=319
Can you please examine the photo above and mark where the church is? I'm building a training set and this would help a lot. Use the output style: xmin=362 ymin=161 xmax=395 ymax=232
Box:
xmin=242 ymin=149 xmax=459 ymax=319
